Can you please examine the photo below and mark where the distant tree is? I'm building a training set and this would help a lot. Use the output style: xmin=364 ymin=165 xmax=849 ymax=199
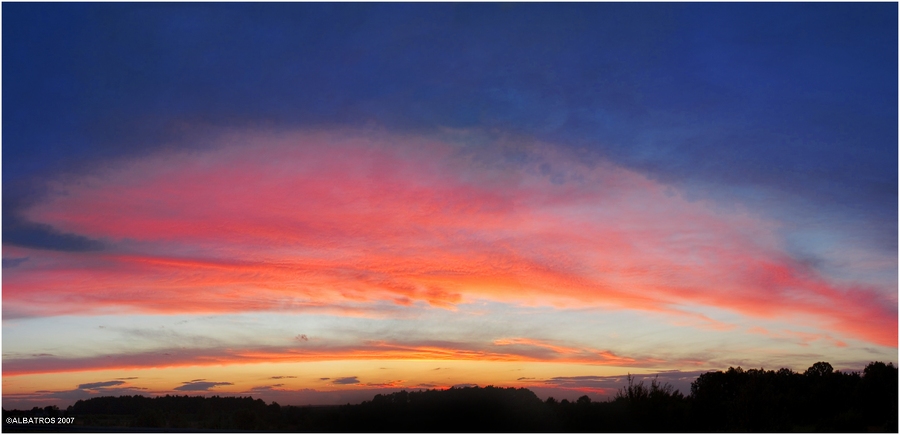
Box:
xmin=804 ymin=361 xmax=834 ymax=377
xmin=776 ymin=367 xmax=795 ymax=378
xmin=615 ymin=374 xmax=647 ymax=402
xmin=859 ymin=361 xmax=899 ymax=431
xmin=43 ymin=406 xmax=60 ymax=417
xmin=613 ymin=374 xmax=686 ymax=431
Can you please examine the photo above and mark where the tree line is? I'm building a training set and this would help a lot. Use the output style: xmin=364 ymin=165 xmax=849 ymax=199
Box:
xmin=3 ymin=361 xmax=896 ymax=432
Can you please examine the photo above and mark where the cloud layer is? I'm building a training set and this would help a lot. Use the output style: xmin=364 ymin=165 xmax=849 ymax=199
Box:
xmin=5 ymin=130 xmax=895 ymax=348
xmin=1 ymin=339 xmax=694 ymax=377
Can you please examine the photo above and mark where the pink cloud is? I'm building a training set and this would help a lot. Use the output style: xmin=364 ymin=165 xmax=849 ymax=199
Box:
xmin=747 ymin=326 xmax=849 ymax=348
xmin=7 ymin=130 xmax=896 ymax=347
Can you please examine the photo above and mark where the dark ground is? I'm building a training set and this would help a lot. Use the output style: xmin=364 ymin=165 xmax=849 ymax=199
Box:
xmin=4 ymin=361 xmax=897 ymax=432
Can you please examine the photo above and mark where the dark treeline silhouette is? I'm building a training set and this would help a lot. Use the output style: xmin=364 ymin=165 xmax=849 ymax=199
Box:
xmin=688 ymin=361 xmax=898 ymax=432
xmin=3 ymin=361 xmax=896 ymax=432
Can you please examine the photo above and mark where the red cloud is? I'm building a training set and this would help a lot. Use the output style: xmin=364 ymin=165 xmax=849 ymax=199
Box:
xmin=7 ymin=130 xmax=896 ymax=347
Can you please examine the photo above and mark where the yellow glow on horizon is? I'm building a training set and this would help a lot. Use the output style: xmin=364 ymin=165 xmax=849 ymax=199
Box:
xmin=3 ymin=359 xmax=661 ymax=402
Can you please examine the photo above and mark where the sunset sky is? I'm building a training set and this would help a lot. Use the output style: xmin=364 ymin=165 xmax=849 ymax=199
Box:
xmin=3 ymin=3 xmax=897 ymax=410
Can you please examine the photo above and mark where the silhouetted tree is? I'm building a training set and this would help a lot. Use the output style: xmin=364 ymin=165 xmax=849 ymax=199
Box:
xmin=859 ymin=361 xmax=899 ymax=432
xmin=804 ymin=361 xmax=834 ymax=377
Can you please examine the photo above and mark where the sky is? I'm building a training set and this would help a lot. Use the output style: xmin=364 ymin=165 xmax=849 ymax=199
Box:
xmin=2 ymin=3 xmax=897 ymax=410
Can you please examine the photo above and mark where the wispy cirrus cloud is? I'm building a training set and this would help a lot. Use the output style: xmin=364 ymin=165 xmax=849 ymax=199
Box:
xmin=747 ymin=327 xmax=848 ymax=348
xmin=2 ymin=339 xmax=699 ymax=377
xmin=493 ymin=338 xmax=581 ymax=355
xmin=490 ymin=338 xmax=667 ymax=365
xmin=4 ymin=131 xmax=895 ymax=348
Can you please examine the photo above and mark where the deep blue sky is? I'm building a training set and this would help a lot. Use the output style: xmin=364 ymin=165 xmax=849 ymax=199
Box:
xmin=3 ymin=2 xmax=897 ymax=252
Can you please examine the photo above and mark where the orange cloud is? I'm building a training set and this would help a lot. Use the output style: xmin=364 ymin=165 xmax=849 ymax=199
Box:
xmin=492 ymin=338 xmax=581 ymax=354
xmin=7 ymin=130 xmax=896 ymax=347
xmin=2 ymin=340 xmax=687 ymax=377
